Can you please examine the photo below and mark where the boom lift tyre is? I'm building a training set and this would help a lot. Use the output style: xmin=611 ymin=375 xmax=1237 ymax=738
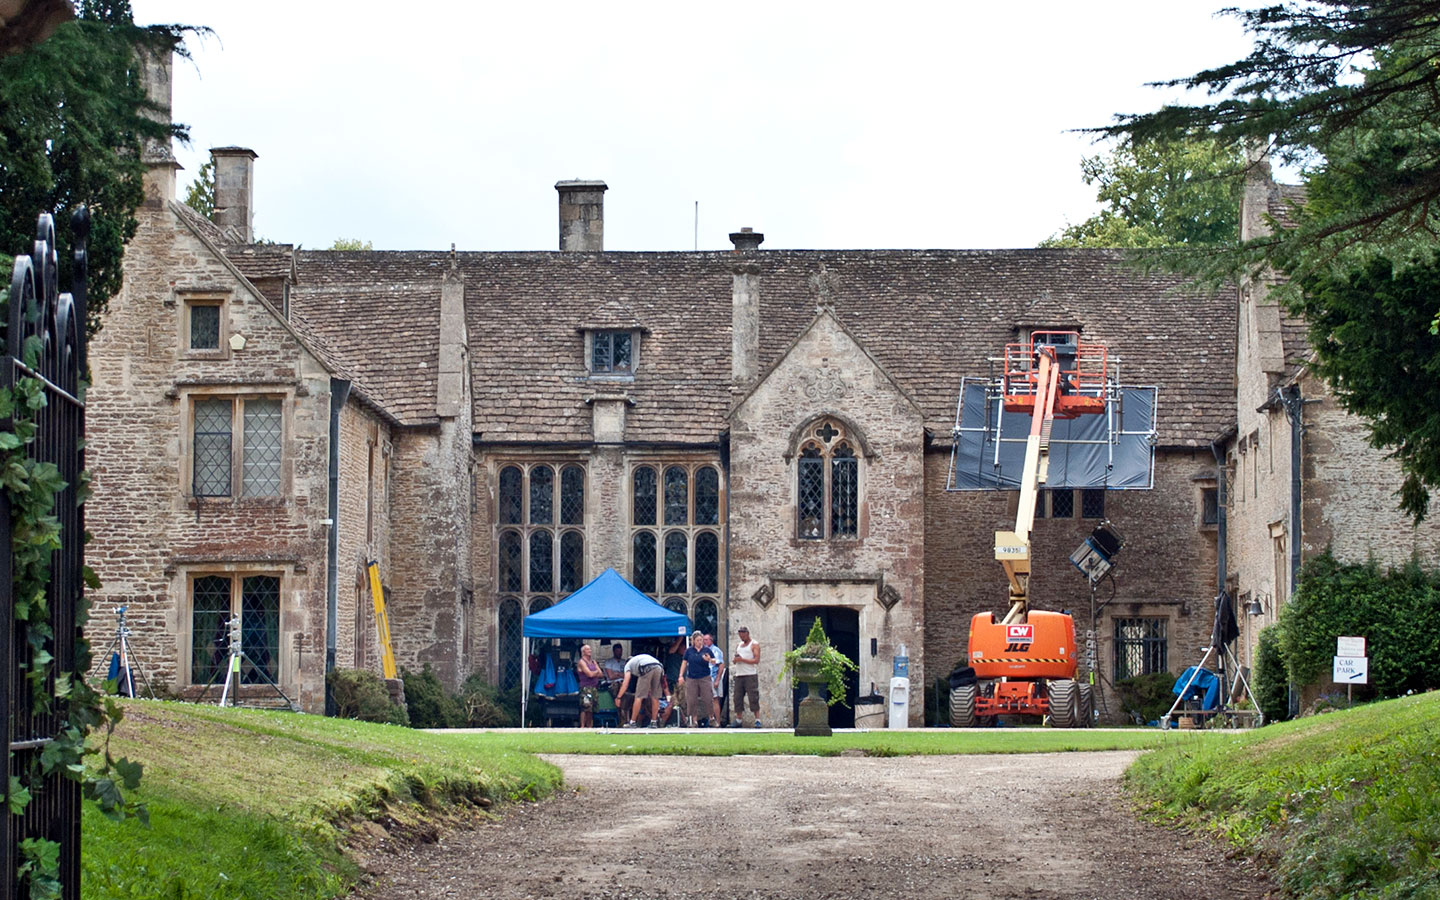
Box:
xmin=949 ymin=683 xmax=978 ymax=727
xmin=1078 ymin=682 xmax=1095 ymax=727
xmin=1048 ymin=679 xmax=1078 ymax=728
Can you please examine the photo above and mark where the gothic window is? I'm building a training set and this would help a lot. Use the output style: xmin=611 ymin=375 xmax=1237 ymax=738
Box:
xmin=795 ymin=419 xmax=861 ymax=540
xmin=493 ymin=462 xmax=586 ymax=661
xmin=694 ymin=599 xmax=719 ymax=638
xmin=1114 ymin=617 xmax=1167 ymax=680
xmin=189 ymin=572 xmax=280 ymax=686
xmin=191 ymin=395 xmax=284 ymax=498
xmin=664 ymin=597 xmax=688 ymax=616
xmin=631 ymin=461 xmax=724 ymax=629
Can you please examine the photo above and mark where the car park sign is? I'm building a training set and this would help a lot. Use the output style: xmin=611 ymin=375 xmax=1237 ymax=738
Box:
xmin=1333 ymin=656 xmax=1369 ymax=683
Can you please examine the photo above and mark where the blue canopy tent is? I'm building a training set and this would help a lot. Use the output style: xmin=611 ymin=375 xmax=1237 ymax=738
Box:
xmin=521 ymin=568 xmax=690 ymax=726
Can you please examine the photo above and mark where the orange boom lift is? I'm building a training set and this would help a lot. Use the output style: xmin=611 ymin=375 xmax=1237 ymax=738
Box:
xmin=950 ymin=332 xmax=1127 ymax=728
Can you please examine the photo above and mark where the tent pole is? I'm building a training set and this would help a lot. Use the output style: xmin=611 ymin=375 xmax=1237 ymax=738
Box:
xmin=521 ymin=632 xmax=528 ymax=729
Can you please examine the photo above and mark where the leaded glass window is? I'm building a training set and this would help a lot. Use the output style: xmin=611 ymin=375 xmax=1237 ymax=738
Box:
xmin=633 ymin=531 xmax=657 ymax=594
xmin=498 ymin=530 xmax=523 ymax=592
xmin=530 ymin=465 xmax=554 ymax=525
xmin=1081 ymin=488 xmax=1106 ymax=519
xmin=695 ymin=531 xmax=719 ymax=593
xmin=189 ymin=572 xmax=281 ymax=687
xmin=189 ymin=302 xmax=220 ymax=351
xmin=695 ymin=466 xmax=719 ymax=525
xmin=831 ymin=443 xmax=857 ymax=537
xmin=240 ymin=575 xmax=280 ymax=684
xmin=529 ymin=530 xmax=553 ymax=593
xmin=191 ymin=575 xmax=231 ymax=683
xmin=242 ymin=398 xmax=282 ymax=496
xmin=694 ymin=599 xmax=718 ymax=638
xmin=794 ymin=419 xmax=863 ymax=540
xmin=663 ymin=597 xmax=688 ymax=616
xmin=560 ymin=531 xmax=584 ymax=593
xmin=633 ymin=466 xmax=657 ymax=526
xmin=529 ymin=597 xmax=551 ymax=615
xmin=1051 ymin=489 xmax=1074 ymax=518
xmin=664 ymin=466 xmax=688 ymax=525
xmin=499 ymin=466 xmax=523 ymax=524
xmin=797 ymin=445 xmax=824 ymax=539
xmin=560 ymin=465 xmax=585 ymax=524
xmin=1114 ymin=617 xmax=1167 ymax=680
xmin=498 ymin=598 xmax=523 ymax=691
xmin=591 ymin=330 xmax=634 ymax=374
xmin=194 ymin=398 xmax=233 ymax=497
xmin=664 ymin=531 xmax=688 ymax=593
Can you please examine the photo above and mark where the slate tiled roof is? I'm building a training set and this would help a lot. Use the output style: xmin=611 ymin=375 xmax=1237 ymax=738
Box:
xmin=285 ymin=249 xmax=1235 ymax=445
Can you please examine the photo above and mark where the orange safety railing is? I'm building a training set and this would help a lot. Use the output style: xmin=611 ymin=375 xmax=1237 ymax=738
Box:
xmin=1000 ymin=331 xmax=1109 ymax=418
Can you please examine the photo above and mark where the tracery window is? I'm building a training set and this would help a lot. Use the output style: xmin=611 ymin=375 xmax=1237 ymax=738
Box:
xmin=631 ymin=462 xmax=724 ymax=628
xmin=495 ymin=463 xmax=586 ymax=684
xmin=796 ymin=418 xmax=860 ymax=540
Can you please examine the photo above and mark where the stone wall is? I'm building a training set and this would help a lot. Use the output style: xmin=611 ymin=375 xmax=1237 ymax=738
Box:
xmin=87 ymin=202 xmax=334 ymax=709
xmin=727 ymin=311 xmax=926 ymax=726
xmin=335 ymin=402 xmax=393 ymax=673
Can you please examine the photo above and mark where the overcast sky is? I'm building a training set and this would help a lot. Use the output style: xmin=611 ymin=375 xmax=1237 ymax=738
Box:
xmin=130 ymin=2 xmax=1255 ymax=252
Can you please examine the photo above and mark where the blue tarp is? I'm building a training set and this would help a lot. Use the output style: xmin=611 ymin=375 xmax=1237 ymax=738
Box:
xmin=1172 ymin=666 xmax=1220 ymax=710
xmin=522 ymin=568 xmax=691 ymax=639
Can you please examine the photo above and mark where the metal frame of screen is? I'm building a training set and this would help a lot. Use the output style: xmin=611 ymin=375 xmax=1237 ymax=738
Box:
xmin=946 ymin=376 xmax=1158 ymax=491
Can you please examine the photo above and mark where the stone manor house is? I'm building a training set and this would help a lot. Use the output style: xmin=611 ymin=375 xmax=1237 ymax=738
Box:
xmin=84 ymin=58 xmax=1440 ymax=725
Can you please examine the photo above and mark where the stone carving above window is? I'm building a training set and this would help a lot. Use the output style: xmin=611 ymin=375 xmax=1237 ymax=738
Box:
xmin=800 ymin=366 xmax=848 ymax=401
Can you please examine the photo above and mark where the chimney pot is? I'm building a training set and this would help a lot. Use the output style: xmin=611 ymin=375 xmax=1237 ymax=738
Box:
xmin=729 ymin=227 xmax=764 ymax=252
xmin=556 ymin=180 xmax=608 ymax=252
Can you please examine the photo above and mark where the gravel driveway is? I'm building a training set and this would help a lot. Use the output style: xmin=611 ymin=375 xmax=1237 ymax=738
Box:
xmin=352 ymin=751 xmax=1270 ymax=899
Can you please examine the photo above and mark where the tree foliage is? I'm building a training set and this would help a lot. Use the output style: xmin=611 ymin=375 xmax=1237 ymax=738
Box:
xmin=1103 ymin=2 xmax=1440 ymax=520
xmin=328 ymin=237 xmax=373 ymax=251
xmin=0 ymin=0 xmax=194 ymax=335
xmin=1042 ymin=135 xmax=1244 ymax=248
xmin=183 ymin=158 xmax=214 ymax=219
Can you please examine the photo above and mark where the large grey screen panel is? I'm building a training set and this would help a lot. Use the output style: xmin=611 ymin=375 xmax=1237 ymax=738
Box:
xmin=948 ymin=381 xmax=1157 ymax=491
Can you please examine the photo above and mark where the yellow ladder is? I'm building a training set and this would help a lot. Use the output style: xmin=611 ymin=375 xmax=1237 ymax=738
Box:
xmin=366 ymin=560 xmax=398 ymax=679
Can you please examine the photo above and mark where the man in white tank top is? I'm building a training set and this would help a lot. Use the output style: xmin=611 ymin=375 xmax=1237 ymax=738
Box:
xmin=730 ymin=626 xmax=761 ymax=727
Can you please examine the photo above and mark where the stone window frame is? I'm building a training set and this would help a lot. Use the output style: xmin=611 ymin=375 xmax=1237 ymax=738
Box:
xmin=628 ymin=460 xmax=724 ymax=626
xmin=180 ymin=292 xmax=230 ymax=359
xmin=1113 ymin=616 xmax=1168 ymax=681
xmin=177 ymin=564 xmax=289 ymax=689
xmin=789 ymin=416 xmax=863 ymax=542
xmin=179 ymin=388 xmax=293 ymax=501
xmin=585 ymin=329 xmax=641 ymax=380
xmin=494 ymin=461 xmax=588 ymax=608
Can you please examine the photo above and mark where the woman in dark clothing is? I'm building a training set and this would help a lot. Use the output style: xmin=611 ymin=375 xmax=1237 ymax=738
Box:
xmin=680 ymin=631 xmax=714 ymax=727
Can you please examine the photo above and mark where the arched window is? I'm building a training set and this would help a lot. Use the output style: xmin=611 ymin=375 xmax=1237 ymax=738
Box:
xmin=632 ymin=531 xmax=657 ymax=594
xmin=633 ymin=466 xmax=657 ymax=526
xmin=664 ymin=466 xmax=688 ymax=525
xmin=695 ymin=466 xmax=720 ymax=525
xmin=631 ymin=462 xmax=724 ymax=632
xmin=560 ymin=465 xmax=585 ymax=524
xmin=664 ymin=531 xmax=688 ymax=593
xmin=695 ymin=531 xmax=719 ymax=594
xmin=529 ymin=465 xmax=554 ymax=525
xmin=663 ymin=597 xmax=688 ymax=616
xmin=498 ymin=530 xmax=522 ymax=592
xmin=529 ymin=531 xmax=553 ymax=593
xmin=795 ymin=419 xmax=862 ymax=540
xmin=694 ymin=599 xmax=719 ymax=638
xmin=499 ymin=466 xmax=523 ymax=524
xmin=559 ymin=531 xmax=584 ymax=592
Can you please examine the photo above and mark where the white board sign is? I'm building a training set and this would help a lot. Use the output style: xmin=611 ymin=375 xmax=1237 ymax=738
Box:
xmin=1333 ymin=656 xmax=1369 ymax=684
xmin=1337 ymin=636 xmax=1366 ymax=657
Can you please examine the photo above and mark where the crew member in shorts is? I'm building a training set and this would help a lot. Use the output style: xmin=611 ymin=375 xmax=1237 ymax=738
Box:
xmin=615 ymin=650 xmax=665 ymax=727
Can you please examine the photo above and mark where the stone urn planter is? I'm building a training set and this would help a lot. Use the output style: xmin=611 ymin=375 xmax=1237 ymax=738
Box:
xmin=793 ymin=657 xmax=832 ymax=737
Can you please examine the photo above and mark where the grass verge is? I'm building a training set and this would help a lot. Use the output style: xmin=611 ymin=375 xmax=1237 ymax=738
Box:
xmin=1125 ymin=691 xmax=1440 ymax=900
xmin=83 ymin=700 xmax=562 ymax=900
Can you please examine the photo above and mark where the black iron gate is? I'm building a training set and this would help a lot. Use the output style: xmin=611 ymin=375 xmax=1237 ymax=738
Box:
xmin=1 ymin=210 xmax=88 ymax=900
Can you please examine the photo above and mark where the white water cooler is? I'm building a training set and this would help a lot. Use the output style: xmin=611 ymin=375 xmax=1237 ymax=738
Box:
xmin=889 ymin=645 xmax=910 ymax=729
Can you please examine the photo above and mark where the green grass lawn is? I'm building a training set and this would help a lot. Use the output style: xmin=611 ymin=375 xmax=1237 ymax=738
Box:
xmin=83 ymin=701 xmax=562 ymax=900
xmin=1126 ymin=691 xmax=1440 ymax=900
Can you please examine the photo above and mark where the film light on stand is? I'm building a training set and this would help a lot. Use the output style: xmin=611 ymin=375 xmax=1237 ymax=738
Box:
xmin=1069 ymin=521 xmax=1124 ymax=584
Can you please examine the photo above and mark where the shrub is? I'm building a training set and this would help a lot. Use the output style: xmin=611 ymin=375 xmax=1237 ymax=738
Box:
xmin=1252 ymin=625 xmax=1290 ymax=724
xmin=457 ymin=674 xmax=514 ymax=727
xmin=327 ymin=668 xmax=409 ymax=726
xmin=1115 ymin=671 xmax=1175 ymax=724
xmin=401 ymin=665 xmax=465 ymax=728
xmin=1280 ymin=551 xmax=1440 ymax=698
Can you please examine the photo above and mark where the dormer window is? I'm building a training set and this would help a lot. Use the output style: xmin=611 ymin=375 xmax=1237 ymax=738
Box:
xmin=588 ymin=329 xmax=637 ymax=376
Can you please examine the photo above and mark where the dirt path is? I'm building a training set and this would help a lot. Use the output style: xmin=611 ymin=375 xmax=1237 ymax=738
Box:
xmin=353 ymin=751 xmax=1270 ymax=899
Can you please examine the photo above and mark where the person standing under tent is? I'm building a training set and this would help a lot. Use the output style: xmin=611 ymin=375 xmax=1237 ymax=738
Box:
xmin=615 ymin=650 xmax=665 ymax=727
xmin=602 ymin=642 xmax=627 ymax=681
xmin=679 ymin=632 xmax=715 ymax=727
xmin=575 ymin=644 xmax=603 ymax=728
xmin=730 ymin=626 xmax=761 ymax=728
xmin=703 ymin=633 xmax=726 ymax=726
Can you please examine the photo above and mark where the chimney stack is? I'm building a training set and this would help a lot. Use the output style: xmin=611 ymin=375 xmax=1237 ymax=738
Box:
xmin=212 ymin=147 xmax=258 ymax=243
xmin=556 ymin=180 xmax=607 ymax=252
xmin=139 ymin=45 xmax=180 ymax=207
xmin=729 ymin=227 xmax=764 ymax=383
